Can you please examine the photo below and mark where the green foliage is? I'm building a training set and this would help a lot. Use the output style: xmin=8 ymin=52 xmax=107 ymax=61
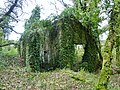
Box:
xmin=19 ymin=29 xmax=44 ymax=72
xmin=0 ymin=39 xmax=19 ymax=72
xmin=113 ymin=1 xmax=120 ymax=68
xmin=74 ymin=0 xmax=100 ymax=29
xmin=72 ymin=46 xmax=84 ymax=71
xmin=71 ymin=69 xmax=86 ymax=82
xmin=27 ymin=30 xmax=42 ymax=72
xmin=19 ymin=5 xmax=53 ymax=72
xmin=2 ymin=47 xmax=18 ymax=56
xmin=59 ymin=0 xmax=102 ymax=72
xmin=82 ymin=39 xmax=101 ymax=72
xmin=0 ymin=49 xmax=18 ymax=72
xmin=19 ymin=5 xmax=42 ymax=71
xmin=60 ymin=7 xmax=75 ymax=18
xmin=0 ymin=60 xmax=6 ymax=72
xmin=25 ymin=5 xmax=41 ymax=30
xmin=59 ymin=20 xmax=75 ymax=69
xmin=0 ymin=16 xmax=12 ymax=39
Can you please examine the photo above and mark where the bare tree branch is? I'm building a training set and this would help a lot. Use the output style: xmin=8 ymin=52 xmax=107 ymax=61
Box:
xmin=4 ymin=25 xmax=22 ymax=34
xmin=8 ymin=14 xmax=19 ymax=22
xmin=57 ymin=0 xmax=69 ymax=7
xmin=0 ymin=43 xmax=17 ymax=47
xmin=10 ymin=28 xmax=22 ymax=34
xmin=0 ymin=0 xmax=25 ymax=39
xmin=50 ymin=1 xmax=59 ymax=15
xmin=0 ymin=0 xmax=19 ymax=23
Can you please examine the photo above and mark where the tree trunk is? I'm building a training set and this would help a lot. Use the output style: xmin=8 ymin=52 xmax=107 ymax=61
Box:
xmin=97 ymin=1 xmax=119 ymax=89
xmin=116 ymin=36 xmax=120 ymax=67
xmin=0 ymin=28 xmax=3 ymax=51
xmin=96 ymin=29 xmax=115 ymax=90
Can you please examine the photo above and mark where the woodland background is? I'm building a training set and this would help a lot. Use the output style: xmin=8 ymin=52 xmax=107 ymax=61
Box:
xmin=0 ymin=0 xmax=120 ymax=90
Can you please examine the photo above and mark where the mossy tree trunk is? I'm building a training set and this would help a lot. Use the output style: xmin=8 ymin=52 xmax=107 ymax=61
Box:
xmin=96 ymin=29 xmax=115 ymax=90
xmin=97 ymin=1 xmax=119 ymax=89
xmin=0 ymin=28 xmax=3 ymax=51
xmin=116 ymin=36 xmax=120 ymax=67
xmin=115 ymin=4 xmax=120 ymax=67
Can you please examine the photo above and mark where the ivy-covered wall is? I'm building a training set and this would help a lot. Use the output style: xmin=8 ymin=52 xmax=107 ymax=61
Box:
xmin=48 ymin=21 xmax=60 ymax=69
xmin=18 ymin=6 xmax=102 ymax=72
xmin=82 ymin=30 xmax=101 ymax=72
xmin=58 ymin=18 xmax=75 ymax=69
xmin=28 ymin=30 xmax=41 ymax=72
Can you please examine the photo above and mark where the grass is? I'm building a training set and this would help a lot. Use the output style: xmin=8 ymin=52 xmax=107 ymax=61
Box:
xmin=0 ymin=65 xmax=119 ymax=90
xmin=0 ymin=51 xmax=119 ymax=90
xmin=0 ymin=67 xmax=93 ymax=90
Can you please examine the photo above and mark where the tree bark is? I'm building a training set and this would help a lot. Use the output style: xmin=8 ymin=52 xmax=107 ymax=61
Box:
xmin=116 ymin=36 xmax=120 ymax=67
xmin=97 ymin=1 xmax=120 ymax=89
xmin=96 ymin=28 xmax=115 ymax=90
xmin=0 ymin=29 xmax=3 ymax=51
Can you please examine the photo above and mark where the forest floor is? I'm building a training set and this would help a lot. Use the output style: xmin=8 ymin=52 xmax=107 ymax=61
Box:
xmin=0 ymin=56 xmax=120 ymax=90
